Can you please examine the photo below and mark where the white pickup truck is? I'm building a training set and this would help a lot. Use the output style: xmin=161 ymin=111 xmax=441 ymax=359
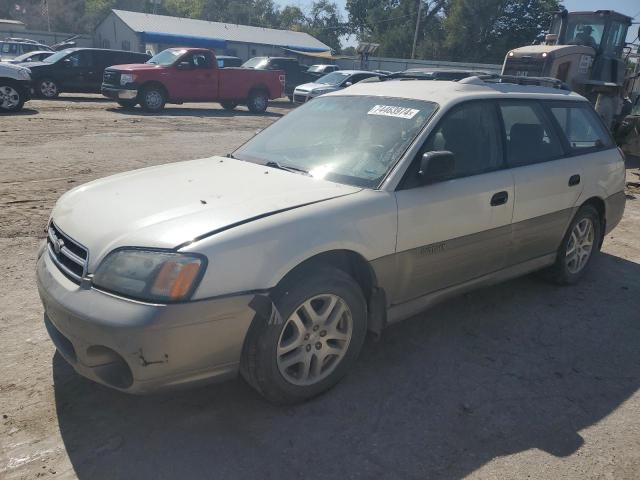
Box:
xmin=0 ymin=62 xmax=32 ymax=112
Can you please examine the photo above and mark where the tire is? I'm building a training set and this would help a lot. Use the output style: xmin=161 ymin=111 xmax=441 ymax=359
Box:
xmin=220 ymin=101 xmax=238 ymax=111
xmin=288 ymin=95 xmax=294 ymax=102
xmin=140 ymin=86 xmax=166 ymax=113
xmin=117 ymin=100 xmax=137 ymax=109
xmin=37 ymin=78 xmax=59 ymax=99
xmin=546 ymin=205 xmax=601 ymax=285
xmin=247 ymin=89 xmax=269 ymax=113
xmin=0 ymin=82 xmax=26 ymax=112
xmin=241 ymin=266 xmax=367 ymax=404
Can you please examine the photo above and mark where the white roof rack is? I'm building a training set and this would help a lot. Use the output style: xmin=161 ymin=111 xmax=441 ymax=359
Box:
xmin=459 ymin=74 xmax=571 ymax=90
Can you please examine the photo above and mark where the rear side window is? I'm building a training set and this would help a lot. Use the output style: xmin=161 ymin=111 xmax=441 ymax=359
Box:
xmin=424 ymin=101 xmax=503 ymax=178
xmin=550 ymin=104 xmax=613 ymax=151
xmin=499 ymin=102 xmax=564 ymax=166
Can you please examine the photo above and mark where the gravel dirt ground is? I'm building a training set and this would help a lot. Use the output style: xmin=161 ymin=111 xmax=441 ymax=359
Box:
xmin=1 ymin=96 xmax=639 ymax=480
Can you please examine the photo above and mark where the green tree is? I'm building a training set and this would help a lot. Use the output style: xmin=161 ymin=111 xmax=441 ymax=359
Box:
xmin=303 ymin=0 xmax=346 ymax=52
xmin=442 ymin=0 xmax=560 ymax=62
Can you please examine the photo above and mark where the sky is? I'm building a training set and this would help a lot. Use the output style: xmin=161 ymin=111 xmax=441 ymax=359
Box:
xmin=277 ymin=0 xmax=640 ymax=48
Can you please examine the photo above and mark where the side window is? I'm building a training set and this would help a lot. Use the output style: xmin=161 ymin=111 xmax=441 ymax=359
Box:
xmin=499 ymin=102 xmax=564 ymax=166
xmin=191 ymin=52 xmax=211 ymax=69
xmin=67 ymin=51 xmax=93 ymax=67
xmin=550 ymin=104 xmax=612 ymax=150
xmin=422 ymin=101 xmax=503 ymax=178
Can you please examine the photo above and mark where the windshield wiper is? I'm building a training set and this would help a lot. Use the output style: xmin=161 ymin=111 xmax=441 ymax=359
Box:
xmin=265 ymin=161 xmax=309 ymax=175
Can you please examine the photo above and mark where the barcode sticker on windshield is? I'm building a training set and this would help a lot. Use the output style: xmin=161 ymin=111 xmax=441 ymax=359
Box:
xmin=368 ymin=105 xmax=419 ymax=119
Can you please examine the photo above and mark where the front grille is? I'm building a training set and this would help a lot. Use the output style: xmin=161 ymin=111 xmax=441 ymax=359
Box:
xmin=102 ymin=70 xmax=120 ymax=87
xmin=293 ymin=94 xmax=308 ymax=103
xmin=47 ymin=222 xmax=88 ymax=283
xmin=502 ymin=58 xmax=544 ymax=77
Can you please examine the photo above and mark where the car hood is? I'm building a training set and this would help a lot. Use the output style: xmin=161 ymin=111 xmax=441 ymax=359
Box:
xmin=107 ymin=63 xmax=166 ymax=72
xmin=295 ymin=82 xmax=339 ymax=92
xmin=52 ymin=157 xmax=360 ymax=268
xmin=18 ymin=61 xmax=50 ymax=70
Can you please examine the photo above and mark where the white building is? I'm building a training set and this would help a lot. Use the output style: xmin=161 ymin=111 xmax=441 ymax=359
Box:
xmin=95 ymin=9 xmax=331 ymax=61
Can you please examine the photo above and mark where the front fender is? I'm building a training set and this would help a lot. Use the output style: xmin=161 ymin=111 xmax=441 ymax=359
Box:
xmin=181 ymin=190 xmax=398 ymax=299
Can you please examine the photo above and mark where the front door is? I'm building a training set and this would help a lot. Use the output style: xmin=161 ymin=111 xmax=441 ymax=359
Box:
xmin=172 ymin=51 xmax=217 ymax=101
xmin=392 ymin=100 xmax=514 ymax=304
xmin=58 ymin=51 xmax=95 ymax=92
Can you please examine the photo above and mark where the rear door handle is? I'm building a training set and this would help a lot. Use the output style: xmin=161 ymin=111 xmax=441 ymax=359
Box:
xmin=569 ymin=174 xmax=581 ymax=186
xmin=490 ymin=191 xmax=509 ymax=206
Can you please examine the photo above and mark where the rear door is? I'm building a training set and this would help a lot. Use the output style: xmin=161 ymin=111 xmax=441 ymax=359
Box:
xmin=392 ymin=100 xmax=514 ymax=304
xmin=499 ymin=100 xmax=581 ymax=265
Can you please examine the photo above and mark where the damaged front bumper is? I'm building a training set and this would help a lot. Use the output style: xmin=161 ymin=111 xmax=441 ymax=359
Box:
xmin=36 ymin=250 xmax=256 ymax=393
xmin=101 ymin=86 xmax=138 ymax=100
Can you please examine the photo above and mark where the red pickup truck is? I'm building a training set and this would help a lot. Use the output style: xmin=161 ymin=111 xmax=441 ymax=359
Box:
xmin=101 ymin=48 xmax=284 ymax=113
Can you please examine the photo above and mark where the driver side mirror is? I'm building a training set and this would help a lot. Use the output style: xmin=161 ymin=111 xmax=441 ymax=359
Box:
xmin=344 ymin=81 xmax=353 ymax=87
xmin=418 ymin=151 xmax=455 ymax=183
xmin=176 ymin=61 xmax=192 ymax=70
xmin=62 ymin=57 xmax=72 ymax=67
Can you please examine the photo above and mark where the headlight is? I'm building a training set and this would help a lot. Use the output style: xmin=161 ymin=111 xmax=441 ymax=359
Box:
xmin=17 ymin=67 xmax=31 ymax=80
xmin=93 ymin=249 xmax=206 ymax=302
xmin=120 ymin=73 xmax=135 ymax=85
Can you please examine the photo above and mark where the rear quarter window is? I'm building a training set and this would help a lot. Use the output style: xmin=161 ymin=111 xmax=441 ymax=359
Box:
xmin=549 ymin=103 xmax=613 ymax=151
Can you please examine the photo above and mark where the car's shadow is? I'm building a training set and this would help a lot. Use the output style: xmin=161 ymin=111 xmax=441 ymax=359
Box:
xmin=106 ymin=106 xmax=286 ymax=119
xmin=53 ymin=252 xmax=640 ymax=479
xmin=2 ymin=107 xmax=38 ymax=116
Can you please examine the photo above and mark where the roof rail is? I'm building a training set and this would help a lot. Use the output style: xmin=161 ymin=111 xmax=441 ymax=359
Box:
xmin=459 ymin=74 xmax=571 ymax=91
xmin=3 ymin=37 xmax=44 ymax=45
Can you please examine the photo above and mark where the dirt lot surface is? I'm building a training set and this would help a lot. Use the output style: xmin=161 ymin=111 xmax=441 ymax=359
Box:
xmin=1 ymin=96 xmax=639 ymax=480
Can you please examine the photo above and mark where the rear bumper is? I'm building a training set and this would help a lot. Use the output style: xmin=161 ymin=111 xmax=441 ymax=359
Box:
xmin=36 ymin=250 xmax=257 ymax=394
xmin=101 ymin=86 xmax=138 ymax=100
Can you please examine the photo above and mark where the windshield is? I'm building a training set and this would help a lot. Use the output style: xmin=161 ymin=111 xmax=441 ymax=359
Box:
xmin=242 ymin=57 xmax=268 ymax=69
xmin=43 ymin=49 xmax=73 ymax=63
xmin=234 ymin=96 xmax=438 ymax=188
xmin=147 ymin=49 xmax=185 ymax=65
xmin=565 ymin=15 xmax=606 ymax=49
xmin=317 ymin=72 xmax=350 ymax=85
xmin=308 ymin=65 xmax=324 ymax=72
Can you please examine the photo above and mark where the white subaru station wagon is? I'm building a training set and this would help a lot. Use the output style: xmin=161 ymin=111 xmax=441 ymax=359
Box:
xmin=37 ymin=77 xmax=625 ymax=403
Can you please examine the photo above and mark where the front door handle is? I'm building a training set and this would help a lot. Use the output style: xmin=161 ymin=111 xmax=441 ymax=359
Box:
xmin=490 ymin=191 xmax=509 ymax=206
xmin=569 ymin=174 xmax=581 ymax=187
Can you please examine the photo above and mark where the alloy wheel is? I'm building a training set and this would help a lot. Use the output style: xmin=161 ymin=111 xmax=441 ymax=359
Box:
xmin=566 ymin=218 xmax=594 ymax=274
xmin=0 ymin=85 xmax=20 ymax=110
xmin=277 ymin=294 xmax=353 ymax=386
xmin=144 ymin=90 xmax=163 ymax=110
xmin=40 ymin=80 xmax=57 ymax=98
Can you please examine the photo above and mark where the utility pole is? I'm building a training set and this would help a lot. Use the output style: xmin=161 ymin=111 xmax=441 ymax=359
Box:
xmin=411 ymin=0 xmax=423 ymax=59
xmin=42 ymin=0 xmax=51 ymax=32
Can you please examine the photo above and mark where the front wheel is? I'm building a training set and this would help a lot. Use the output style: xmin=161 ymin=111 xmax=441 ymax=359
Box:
xmin=140 ymin=86 xmax=166 ymax=113
xmin=0 ymin=82 xmax=26 ymax=112
xmin=37 ymin=78 xmax=59 ymax=99
xmin=247 ymin=90 xmax=269 ymax=113
xmin=546 ymin=205 xmax=601 ymax=284
xmin=241 ymin=266 xmax=367 ymax=404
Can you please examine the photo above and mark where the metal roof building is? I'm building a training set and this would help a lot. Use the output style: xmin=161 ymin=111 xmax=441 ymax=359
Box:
xmin=95 ymin=9 xmax=331 ymax=61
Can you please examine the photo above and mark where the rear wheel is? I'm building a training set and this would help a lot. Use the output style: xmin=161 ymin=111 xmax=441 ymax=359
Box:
xmin=140 ymin=86 xmax=166 ymax=112
xmin=241 ymin=266 xmax=367 ymax=404
xmin=220 ymin=101 xmax=238 ymax=111
xmin=0 ymin=82 xmax=25 ymax=112
xmin=37 ymin=78 xmax=59 ymax=99
xmin=117 ymin=99 xmax=137 ymax=109
xmin=546 ymin=205 xmax=601 ymax=284
xmin=247 ymin=90 xmax=269 ymax=113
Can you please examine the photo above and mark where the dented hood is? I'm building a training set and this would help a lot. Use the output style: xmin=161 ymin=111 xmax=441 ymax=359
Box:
xmin=52 ymin=157 xmax=360 ymax=268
